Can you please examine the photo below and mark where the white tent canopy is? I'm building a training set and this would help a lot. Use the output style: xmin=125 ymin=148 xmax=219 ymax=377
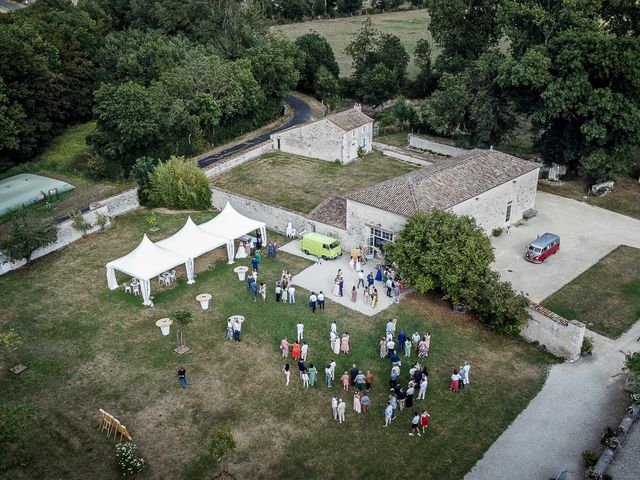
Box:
xmin=106 ymin=235 xmax=188 ymax=306
xmin=199 ymin=202 xmax=267 ymax=262
xmin=156 ymin=217 xmax=228 ymax=282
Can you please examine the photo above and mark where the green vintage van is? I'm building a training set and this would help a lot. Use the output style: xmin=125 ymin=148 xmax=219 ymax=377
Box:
xmin=299 ymin=232 xmax=342 ymax=259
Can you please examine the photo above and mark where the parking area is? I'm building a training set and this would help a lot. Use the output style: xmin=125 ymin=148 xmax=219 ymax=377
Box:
xmin=491 ymin=191 xmax=640 ymax=302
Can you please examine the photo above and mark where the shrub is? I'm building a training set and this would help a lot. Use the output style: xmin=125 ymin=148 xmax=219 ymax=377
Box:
xmin=146 ymin=212 xmax=158 ymax=230
xmin=71 ymin=212 xmax=92 ymax=235
xmin=582 ymin=337 xmax=594 ymax=354
xmin=148 ymin=156 xmax=211 ymax=210
xmin=492 ymin=227 xmax=503 ymax=237
xmin=0 ymin=212 xmax=58 ymax=263
xmin=209 ymin=425 xmax=235 ymax=474
xmin=130 ymin=156 xmax=158 ymax=206
xmin=95 ymin=212 xmax=109 ymax=230
xmin=114 ymin=442 xmax=145 ymax=476
xmin=357 ymin=146 xmax=366 ymax=158
xmin=624 ymin=351 xmax=640 ymax=374
xmin=582 ymin=449 xmax=598 ymax=468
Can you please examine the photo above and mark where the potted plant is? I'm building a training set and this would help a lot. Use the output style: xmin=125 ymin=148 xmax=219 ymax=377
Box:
xmin=0 ymin=329 xmax=27 ymax=374
xmin=584 ymin=466 xmax=602 ymax=480
xmin=603 ymin=437 xmax=619 ymax=449
xmin=492 ymin=227 xmax=504 ymax=237
xmin=147 ymin=212 xmax=159 ymax=232
xmin=581 ymin=336 xmax=594 ymax=356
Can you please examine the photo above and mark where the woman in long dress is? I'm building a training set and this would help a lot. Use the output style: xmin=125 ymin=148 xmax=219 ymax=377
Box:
xmin=353 ymin=392 xmax=362 ymax=413
xmin=450 ymin=369 xmax=461 ymax=392
xmin=375 ymin=266 xmax=383 ymax=282
xmin=235 ymin=241 xmax=248 ymax=259
xmin=371 ymin=288 xmax=379 ymax=308
xmin=280 ymin=338 xmax=290 ymax=357
xmin=291 ymin=341 xmax=301 ymax=360
xmin=363 ymin=286 xmax=370 ymax=304
xmin=332 ymin=335 xmax=341 ymax=355
xmin=332 ymin=277 xmax=340 ymax=296
xmin=423 ymin=333 xmax=431 ymax=357
xmin=351 ymin=286 xmax=357 ymax=303
xmin=308 ymin=364 xmax=317 ymax=386
xmin=330 ymin=330 xmax=337 ymax=352
xmin=379 ymin=338 xmax=387 ymax=358
xmin=418 ymin=338 xmax=428 ymax=358
xmin=341 ymin=333 xmax=350 ymax=354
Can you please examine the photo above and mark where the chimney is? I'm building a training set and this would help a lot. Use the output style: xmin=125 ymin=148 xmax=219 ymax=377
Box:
xmin=354 ymin=102 xmax=362 ymax=112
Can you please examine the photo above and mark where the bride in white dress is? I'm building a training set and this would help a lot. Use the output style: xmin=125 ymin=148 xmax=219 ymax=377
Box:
xmin=235 ymin=241 xmax=248 ymax=259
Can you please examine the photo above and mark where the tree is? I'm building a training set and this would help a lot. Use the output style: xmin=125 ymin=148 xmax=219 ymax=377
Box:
xmin=426 ymin=0 xmax=501 ymax=73
xmin=279 ymin=0 xmax=311 ymax=20
xmin=0 ymin=212 xmax=58 ymax=263
xmin=384 ymin=210 xmax=494 ymax=304
xmin=410 ymin=38 xmax=437 ymax=97
xmin=246 ymin=36 xmax=304 ymax=101
xmin=208 ymin=425 xmax=236 ymax=475
xmin=422 ymin=51 xmax=515 ymax=147
xmin=0 ymin=329 xmax=24 ymax=370
xmin=295 ymin=32 xmax=339 ymax=92
xmin=356 ymin=64 xmax=398 ymax=107
xmin=131 ymin=157 xmax=159 ymax=206
xmin=337 ymin=0 xmax=362 ymax=14
xmin=148 ymin=156 xmax=211 ymax=210
xmin=314 ymin=66 xmax=340 ymax=108
xmin=391 ymin=96 xmax=417 ymax=129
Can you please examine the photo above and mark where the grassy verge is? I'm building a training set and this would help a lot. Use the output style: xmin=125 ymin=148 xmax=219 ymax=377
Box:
xmin=543 ymin=245 xmax=640 ymax=338
xmin=211 ymin=150 xmax=418 ymax=213
xmin=0 ymin=210 xmax=557 ymax=480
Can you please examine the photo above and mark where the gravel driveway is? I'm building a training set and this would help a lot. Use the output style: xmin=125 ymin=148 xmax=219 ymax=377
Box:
xmin=491 ymin=191 xmax=640 ymax=302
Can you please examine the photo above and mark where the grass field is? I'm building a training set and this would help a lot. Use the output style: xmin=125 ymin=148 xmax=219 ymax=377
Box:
xmin=0 ymin=210 xmax=557 ymax=480
xmin=211 ymin=151 xmax=419 ymax=213
xmin=274 ymin=10 xmax=434 ymax=77
xmin=543 ymin=245 xmax=640 ymax=338
xmin=538 ymin=176 xmax=640 ymax=221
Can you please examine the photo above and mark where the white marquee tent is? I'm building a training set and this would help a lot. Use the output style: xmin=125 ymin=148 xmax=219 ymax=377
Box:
xmin=199 ymin=202 xmax=267 ymax=261
xmin=106 ymin=235 xmax=189 ymax=306
xmin=156 ymin=217 xmax=228 ymax=282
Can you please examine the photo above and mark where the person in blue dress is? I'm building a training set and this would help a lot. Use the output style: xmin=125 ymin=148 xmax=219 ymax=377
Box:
xmin=375 ymin=266 xmax=383 ymax=282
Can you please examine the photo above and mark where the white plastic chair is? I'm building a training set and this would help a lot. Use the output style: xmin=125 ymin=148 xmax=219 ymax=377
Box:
xmin=123 ymin=283 xmax=131 ymax=294
xmin=286 ymin=223 xmax=293 ymax=238
xmin=169 ymin=270 xmax=176 ymax=283
xmin=132 ymin=284 xmax=140 ymax=296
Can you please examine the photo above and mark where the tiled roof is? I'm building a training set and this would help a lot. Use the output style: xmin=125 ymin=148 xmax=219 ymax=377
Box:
xmin=345 ymin=149 xmax=540 ymax=216
xmin=308 ymin=195 xmax=347 ymax=230
xmin=326 ymin=108 xmax=373 ymax=131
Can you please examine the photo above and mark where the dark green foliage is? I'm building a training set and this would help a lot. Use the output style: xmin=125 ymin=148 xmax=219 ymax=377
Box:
xmin=422 ymin=51 xmax=515 ymax=147
xmin=624 ymin=351 xmax=640 ymax=374
xmin=279 ymin=0 xmax=312 ymax=20
xmin=391 ymin=96 xmax=418 ymax=129
xmin=314 ymin=66 xmax=341 ymax=108
xmin=582 ymin=449 xmax=598 ymax=468
xmin=337 ymin=0 xmax=363 ymax=14
xmin=148 ymin=156 xmax=211 ymax=210
xmin=0 ymin=212 xmax=58 ymax=263
xmin=0 ymin=401 xmax=37 ymax=472
xmin=410 ymin=38 xmax=437 ymax=98
xmin=131 ymin=156 xmax=159 ymax=206
xmin=295 ymin=32 xmax=340 ymax=92
xmin=346 ymin=19 xmax=408 ymax=105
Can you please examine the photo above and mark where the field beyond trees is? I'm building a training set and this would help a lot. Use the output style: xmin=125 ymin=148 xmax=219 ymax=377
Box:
xmin=274 ymin=10 xmax=433 ymax=77
xmin=0 ymin=210 xmax=557 ymax=480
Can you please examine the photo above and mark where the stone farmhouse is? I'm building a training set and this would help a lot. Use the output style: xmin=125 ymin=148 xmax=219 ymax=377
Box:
xmin=306 ymin=148 xmax=540 ymax=255
xmin=270 ymin=108 xmax=373 ymax=164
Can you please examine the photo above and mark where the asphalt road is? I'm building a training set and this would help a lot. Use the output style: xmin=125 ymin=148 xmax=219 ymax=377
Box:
xmin=197 ymin=95 xmax=313 ymax=168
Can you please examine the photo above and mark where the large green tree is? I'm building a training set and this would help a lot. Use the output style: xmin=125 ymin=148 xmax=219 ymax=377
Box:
xmin=384 ymin=210 xmax=494 ymax=304
xmin=295 ymin=32 xmax=339 ymax=92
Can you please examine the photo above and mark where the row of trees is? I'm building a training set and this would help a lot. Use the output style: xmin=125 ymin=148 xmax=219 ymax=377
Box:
xmin=264 ymin=0 xmax=427 ymax=22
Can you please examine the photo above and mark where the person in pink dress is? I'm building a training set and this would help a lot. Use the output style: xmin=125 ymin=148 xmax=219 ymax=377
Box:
xmin=291 ymin=341 xmax=301 ymax=360
xmin=351 ymin=286 xmax=357 ymax=302
xmin=450 ymin=369 xmax=461 ymax=392
xmin=341 ymin=333 xmax=350 ymax=354
xmin=280 ymin=338 xmax=290 ymax=357
xmin=341 ymin=371 xmax=350 ymax=391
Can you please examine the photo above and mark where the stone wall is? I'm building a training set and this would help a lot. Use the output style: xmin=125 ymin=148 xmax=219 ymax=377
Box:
xmin=210 ymin=187 xmax=354 ymax=248
xmin=345 ymin=199 xmax=408 ymax=248
xmin=204 ymin=142 xmax=274 ymax=179
xmin=101 ymin=188 xmax=139 ymax=217
xmin=372 ymin=141 xmax=432 ymax=166
xmin=408 ymin=134 xmax=467 ymax=157
xmin=271 ymin=119 xmax=344 ymax=163
xmin=450 ymin=168 xmax=539 ymax=233
xmin=1 ymin=205 xmax=112 ymax=275
xmin=521 ymin=301 xmax=585 ymax=360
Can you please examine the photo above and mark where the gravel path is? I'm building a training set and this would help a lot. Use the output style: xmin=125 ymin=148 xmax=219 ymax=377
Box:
xmin=464 ymin=322 xmax=640 ymax=480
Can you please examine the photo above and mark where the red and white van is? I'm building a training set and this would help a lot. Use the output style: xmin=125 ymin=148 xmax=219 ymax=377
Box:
xmin=524 ymin=233 xmax=560 ymax=263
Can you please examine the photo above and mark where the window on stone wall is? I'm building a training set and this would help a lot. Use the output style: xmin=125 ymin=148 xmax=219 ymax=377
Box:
xmin=505 ymin=201 xmax=513 ymax=222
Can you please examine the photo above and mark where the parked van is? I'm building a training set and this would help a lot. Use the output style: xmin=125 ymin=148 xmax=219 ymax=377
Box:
xmin=525 ymin=233 xmax=560 ymax=263
xmin=300 ymin=232 xmax=342 ymax=259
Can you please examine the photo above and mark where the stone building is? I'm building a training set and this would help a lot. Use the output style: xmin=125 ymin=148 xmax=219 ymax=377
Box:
xmin=309 ymin=149 xmax=540 ymax=255
xmin=270 ymin=108 xmax=373 ymax=164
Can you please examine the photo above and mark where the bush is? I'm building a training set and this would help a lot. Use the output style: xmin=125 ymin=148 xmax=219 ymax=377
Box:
xmin=71 ymin=212 xmax=92 ymax=235
xmin=582 ymin=336 xmax=594 ymax=354
xmin=208 ymin=425 xmax=235 ymax=466
xmin=148 ymin=156 xmax=211 ymax=210
xmin=582 ymin=449 xmax=598 ymax=468
xmin=624 ymin=351 xmax=640 ymax=374
xmin=357 ymin=146 xmax=366 ymax=158
xmin=492 ymin=227 xmax=503 ymax=237
xmin=114 ymin=442 xmax=145 ymax=476
xmin=95 ymin=212 xmax=109 ymax=230
xmin=0 ymin=212 xmax=58 ymax=263
xmin=131 ymin=157 xmax=159 ymax=207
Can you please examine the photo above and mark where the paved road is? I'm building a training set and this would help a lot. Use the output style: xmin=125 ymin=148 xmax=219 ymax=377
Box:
xmin=465 ymin=322 xmax=639 ymax=480
xmin=492 ymin=192 xmax=640 ymax=302
xmin=197 ymin=95 xmax=313 ymax=168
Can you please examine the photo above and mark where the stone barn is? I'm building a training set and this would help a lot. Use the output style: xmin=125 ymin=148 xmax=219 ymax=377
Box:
xmin=270 ymin=108 xmax=373 ymax=164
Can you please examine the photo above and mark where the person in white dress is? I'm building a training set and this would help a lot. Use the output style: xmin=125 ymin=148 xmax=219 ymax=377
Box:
xmin=235 ymin=241 xmax=248 ymax=259
xmin=353 ymin=392 xmax=362 ymax=413
xmin=462 ymin=361 xmax=471 ymax=385
xmin=349 ymin=258 xmax=355 ymax=271
xmin=332 ymin=336 xmax=341 ymax=355
xmin=296 ymin=322 xmax=304 ymax=342
xmin=330 ymin=330 xmax=337 ymax=351
xmin=301 ymin=342 xmax=308 ymax=362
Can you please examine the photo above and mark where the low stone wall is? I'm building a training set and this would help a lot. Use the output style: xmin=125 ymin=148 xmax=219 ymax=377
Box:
xmin=1 ymin=205 xmax=112 ymax=275
xmin=372 ymin=141 xmax=432 ymax=166
xmin=408 ymin=134 xmax=466 ymax=157
xmin=210 ymin=187 xmax=355 ymax=249
xmin=521 ymin=301 xmax=585 ymax=360
xmin=101 ymin=188 xmax=139 ymax=217
xmin=204 ymin=142 xmax=274 ymax=179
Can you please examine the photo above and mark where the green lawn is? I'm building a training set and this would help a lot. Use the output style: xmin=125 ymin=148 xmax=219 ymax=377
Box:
xmin=212 ymin=151 xmax=419 ymax=213
xmin=0 ymin=210 xmax=557 ymax=480
xmin=274 ymin=10 xmax=434 ymax=77
xmin=543 ymin=245 xmax=640 ymax=338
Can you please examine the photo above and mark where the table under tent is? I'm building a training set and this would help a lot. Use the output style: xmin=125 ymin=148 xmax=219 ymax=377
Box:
xmin=105 ymin=203 xmax=267 ymax=305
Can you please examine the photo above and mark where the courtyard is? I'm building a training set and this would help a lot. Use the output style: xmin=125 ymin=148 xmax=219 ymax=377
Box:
xmin=211 ymin=151 xmax=418 ymax=213
xmin=0 ymin=210 xmax=556 ymax=480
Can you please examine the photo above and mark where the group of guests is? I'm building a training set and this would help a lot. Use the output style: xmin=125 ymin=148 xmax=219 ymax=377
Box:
xmin=274 ymin=270 xmax=294 ymax=303
xmin=329 ymin=320 xmax=350 ymax=355
xmin=266 ymin=241 xmax=279 ymax=259
xmin=225 ymin=317 xmax=245 ymax=341
xmin=341 ymin=262 xmax=404 ymax=308
xmin=450 ymin=362 xmax=471 ymax=392
xmin=379 ymin=321 xmax=432 ymax=360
